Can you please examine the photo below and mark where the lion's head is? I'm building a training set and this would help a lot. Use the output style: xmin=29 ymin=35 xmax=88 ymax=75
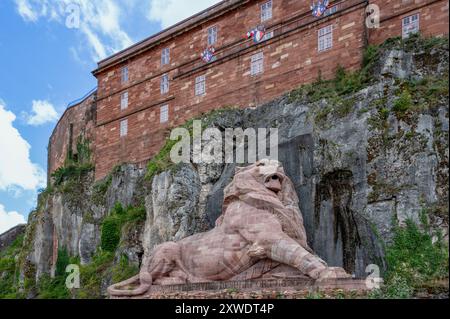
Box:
xmin=218 ymin=159 xmax=310 ymax=249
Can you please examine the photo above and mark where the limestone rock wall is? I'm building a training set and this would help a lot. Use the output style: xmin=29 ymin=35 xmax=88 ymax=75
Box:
xmin=0 ymin=225 xmax=26 ymax=253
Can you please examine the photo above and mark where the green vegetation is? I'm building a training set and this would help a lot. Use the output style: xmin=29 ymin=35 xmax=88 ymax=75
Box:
xmin=35 ymin=274 xmax=70 ymax=299
xmin=91 ymin=164 xmax=123 ymax=205
xmin=111 ymin=255 xmax=139 ymax=284
xmin=287 ymin=34 xmax=448 ymax=129
xmin=393 ymin=89 xmax=413 ymax=116
xmin=0 ymin=235 xmax=24 ymax=299
xmin=287 ymin=42 xmax=380 ymax=106
xmin=146 ymin=138 xmax=181 ymax=181
xmin=51 ymin=163 xmax=94 ymax=187
xmin=75 ymin=251 xmax=114 ymax=299
xmin=100 ymin=203 xmax=146 ymax=253
xmin=51 ymin=136 xmax=94 ymax=186
xmin=306 ymin=292 xmax=325 ymax=299
xmin=55 ymin=248 xmax=70 ymax=277
xmin=401 ymin=32 xmax=449 ymax=53
xmin=33 ymin=248 xmax=79 ymax=299
xmin=145 ymin=106 xmax=239 ymax=180
xmin=0 ymin=201 xmax=144 ymax=299
xmin=74 ymin=251 xmax=138 ymax=299
xmin=370 ymin=217 xmax=448 ymax=299
xmin=285 ymin=43 xmax=382 ymax=127
xmin=397 ymin=75 xmax=449 ymax=111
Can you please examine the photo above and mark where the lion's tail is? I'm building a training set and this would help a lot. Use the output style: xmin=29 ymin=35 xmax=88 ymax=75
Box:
xmin=107 ymin=273 xmax=152 ymax=298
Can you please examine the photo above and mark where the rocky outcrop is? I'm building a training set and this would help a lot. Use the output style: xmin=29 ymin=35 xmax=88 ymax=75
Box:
xmin=0 ymin=225 xmax=26 ymax=253
xmin=140 ymin=36 xmax=449 ymax=277
xmin=18 ymin=165 xmax=147 ymax=288
xmin=12 ymin=36 xmax=449 ymax=295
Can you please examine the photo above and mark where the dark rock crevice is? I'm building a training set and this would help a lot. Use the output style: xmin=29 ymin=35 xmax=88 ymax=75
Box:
xmin=314 ymin=170 xmax=362 ymax=274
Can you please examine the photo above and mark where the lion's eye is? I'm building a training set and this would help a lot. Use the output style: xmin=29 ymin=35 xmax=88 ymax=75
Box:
xmin=257 ymin=163 xmax=265 ymax=167
xmin=271 ymin=175 xmax=279 ymax=180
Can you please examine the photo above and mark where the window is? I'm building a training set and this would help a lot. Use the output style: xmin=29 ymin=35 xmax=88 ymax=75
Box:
xmin=318 ymin=25 xmax=333 ymax=52
xmin=262 ymin=30 xmax=274 ymax=41
xmin=324 ymin=5 xmax=338 ymax=17
xmin=207 ymin=26 xmax=218 ymax=46
xmin=251 ymin=52 xmax=264 ymax=76
xmin=160 ymin=74 xmax=169 ymax=94
xmin=120 ymin=119 xmax=128 ymax=137
xmin=160 ymin=105 xmax=169 ymax=123
xmin=161 ymin=48 xmax=170 ymax=66
xmin=402 ymin=14 xmax=420 ymax=39
xmin=195 ymin=75 xmax=206 ymax=96
xmin=121 ymin=66 xmax=129 ymax=83
xmin=121 ymin=91 xmax=128 ymax=110
xmin=261 ymin=1 xmax=273 ymax=22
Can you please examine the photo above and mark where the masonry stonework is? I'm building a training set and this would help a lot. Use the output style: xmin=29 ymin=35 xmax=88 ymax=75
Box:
xmin=369 ymin=0 xmax=449 ymax=44
xmin=48 ymin=0 xmax=449 ymax=181
xmin=48 ymin=92 xmax=96 ymax=178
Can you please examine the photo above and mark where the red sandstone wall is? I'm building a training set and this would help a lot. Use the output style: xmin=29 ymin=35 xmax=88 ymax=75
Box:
xmin=94 ymin=0 xmax=367 ymax=180
xmin=48 ymin=93 xmax=96 ymax=177
xmin=48 ymin=0 xmax=448 ymax=180
xmin=369 ymin=0 xmax=449 ymax=44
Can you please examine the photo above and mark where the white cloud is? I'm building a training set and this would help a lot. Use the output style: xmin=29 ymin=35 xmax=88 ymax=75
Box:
xmin=0 ymin=100 xmax=46 ymax=192
xmin=15 ymin=0 xmax=38 ymax=22
xmin=14 ymin=0 xmax=224 ymax=61
xmin=24 ymin=100 xmax=59 ymax=126
xmin=147 ymin=0 xmax=222 ymax=28
xmin=0 ymin=204 xmax=26 ymax=235
xmin=14 ymin=0 xmax=134 ymax=61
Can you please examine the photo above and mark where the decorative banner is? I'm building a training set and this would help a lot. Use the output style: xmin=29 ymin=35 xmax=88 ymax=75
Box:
xmin=201 ymin=47 xmax=216 ymax=63
xmin=246 ymin=25 xmax=266 ymax=44
xmin=311 ymin=0 xmax=330 ymax=18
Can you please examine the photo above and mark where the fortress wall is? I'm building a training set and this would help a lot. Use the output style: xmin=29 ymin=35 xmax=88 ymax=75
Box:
xmin=47 ymin=0 xmax=449 ymax=181
xmin=369 ymin=0 xmax=449 ymax=45
xmin=47 ymin=93 xmax=96 ymax=178
xmin=93 ymin=0 xmax=367 ymax=180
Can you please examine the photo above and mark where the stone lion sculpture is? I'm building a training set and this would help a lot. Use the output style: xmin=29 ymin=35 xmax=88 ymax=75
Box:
xmin=108 ymin=159 xmax=349 ymax=297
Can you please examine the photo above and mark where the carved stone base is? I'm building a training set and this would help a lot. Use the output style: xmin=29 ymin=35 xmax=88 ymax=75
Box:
xmin=110 ymin=278 xmax=373 ymax=299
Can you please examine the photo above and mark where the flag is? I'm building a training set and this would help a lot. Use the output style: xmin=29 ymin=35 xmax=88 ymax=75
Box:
xmin=201 ymin=47 xmax=216 ymax=63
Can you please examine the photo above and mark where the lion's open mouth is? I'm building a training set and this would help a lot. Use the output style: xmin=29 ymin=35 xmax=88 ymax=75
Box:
xmin=265 ymin=174 xmax=282 ymax=194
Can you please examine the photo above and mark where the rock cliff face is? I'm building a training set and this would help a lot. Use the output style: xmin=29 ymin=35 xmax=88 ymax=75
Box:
xmin=0 ymin=225 xmax=26 ymax=254
xmin=4 ymin=36 xmax=448 ymax=298
xmin=18 ymin=165 xmax=147 ymax=288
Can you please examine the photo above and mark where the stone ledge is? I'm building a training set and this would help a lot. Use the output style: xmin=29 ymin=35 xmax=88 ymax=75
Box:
xmin=111 ymin=278 xmax=371 ymax=299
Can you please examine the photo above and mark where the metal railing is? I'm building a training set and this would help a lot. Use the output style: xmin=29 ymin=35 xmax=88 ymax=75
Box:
xmin=66 ymin=86 xmax=97 ymax=108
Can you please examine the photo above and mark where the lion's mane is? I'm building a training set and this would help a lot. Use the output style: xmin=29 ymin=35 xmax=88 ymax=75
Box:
xmin=216 ymin=164 xmax=310 ymax=250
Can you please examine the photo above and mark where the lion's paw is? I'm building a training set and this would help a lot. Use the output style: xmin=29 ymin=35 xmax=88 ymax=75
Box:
xmin=317 ymin=267 xmax=351 ymax=281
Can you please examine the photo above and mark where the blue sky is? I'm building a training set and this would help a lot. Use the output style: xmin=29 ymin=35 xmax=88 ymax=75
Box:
xmin=0 ymin=0 xmax=221 ymax=233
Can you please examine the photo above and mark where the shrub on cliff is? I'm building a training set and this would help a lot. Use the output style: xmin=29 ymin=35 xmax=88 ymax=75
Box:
xmin=100 ymin=204 xmax=124 ymax=253
xmin=100 ymin=203 xmax=146 ymax=253
xmin=51 ymin=136 xmax=94 ymax=186
xmin=0 ymin=235 xmax=24 ymax=299
xmin=371 ymin=217 xmax=448 ymax=299
xmin=386 ymin=220 xmax=448 ymax=287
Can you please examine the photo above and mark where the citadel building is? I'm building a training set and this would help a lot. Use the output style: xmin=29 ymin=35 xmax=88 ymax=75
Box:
xmin=48 ymin=0 xmax=449 ymax=181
